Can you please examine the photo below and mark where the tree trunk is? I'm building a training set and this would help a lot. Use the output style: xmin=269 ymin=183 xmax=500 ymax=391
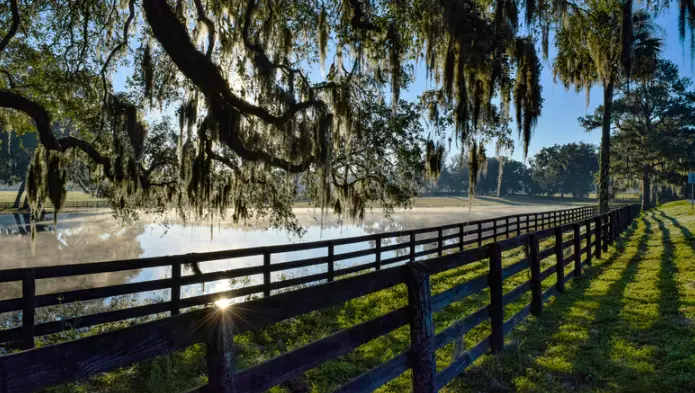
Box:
xmin=641 ymin=164 xmax=651 ymax=210
xmin=599 ymin=80 xmax=614 ymax=214
xmin=496 ymin=157 xmax=505 ymax=197
xmin=11 ymin=179 xmax=25 ymax=209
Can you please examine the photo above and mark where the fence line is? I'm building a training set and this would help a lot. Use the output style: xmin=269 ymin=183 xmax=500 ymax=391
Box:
xmin=1 ymin=205 xmax=599 ymax=348
xmin=0 ymin=204 xmax=641 ymax=393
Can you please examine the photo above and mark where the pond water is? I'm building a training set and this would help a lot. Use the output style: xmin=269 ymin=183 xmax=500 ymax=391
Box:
xmin=0 ymin=204 xmax=569 ymax=328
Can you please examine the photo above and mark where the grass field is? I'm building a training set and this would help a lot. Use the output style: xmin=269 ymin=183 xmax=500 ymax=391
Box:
xmin=0 ymin=191 xmax=102 ymax=203
xmin=450 ymin=201 xmax=695 ymax=392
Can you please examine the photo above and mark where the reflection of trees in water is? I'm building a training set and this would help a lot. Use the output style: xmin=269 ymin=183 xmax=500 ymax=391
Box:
xmin=0 ymin=214 xmax=146 ymax=301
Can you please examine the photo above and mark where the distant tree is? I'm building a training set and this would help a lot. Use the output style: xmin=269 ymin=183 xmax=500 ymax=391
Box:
xmin=581 ymin=60 xmax=695 ymax=209
xmin=530 ymin=143 xmax=598 ymax=198
xmin=0 ymin=130 xmax=37 ymax=208
xmin=473 ymin=157 xmax=529 ymax=196
xmin=500 ymin=159 xmax=529 ymax=196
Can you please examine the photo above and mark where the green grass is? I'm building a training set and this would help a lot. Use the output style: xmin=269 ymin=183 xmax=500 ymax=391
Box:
xmin=448 ymin=201 xmax=695 ymax=393
xmin=38 ymin=200 xmax=694 ymax=393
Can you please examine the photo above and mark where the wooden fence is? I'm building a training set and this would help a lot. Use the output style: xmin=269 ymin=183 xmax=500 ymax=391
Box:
xmin=0 ymin=205 xmax=598 ymax=349
xmin=0 ymin=204 xmax=641 ymax=393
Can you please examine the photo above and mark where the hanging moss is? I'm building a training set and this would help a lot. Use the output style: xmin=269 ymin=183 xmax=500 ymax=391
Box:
xmin=468 ymin=141 xmax=478 ymax=209
xmin=425 ymin=140 xmax=445 ymax=180
xmin=318 ymin=7 xmax=329 ymax=69
xmin=26 ymin=145 xmax=46 ymax=215
xmin=45 ymin=150 xmax=67 ymax=221
xmin=142 ymin=41 xmax=154 ymax=106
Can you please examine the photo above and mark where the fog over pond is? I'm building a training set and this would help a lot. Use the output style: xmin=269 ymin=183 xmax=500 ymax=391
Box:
xmin=0 ymin=204 xmax=569 ymax=316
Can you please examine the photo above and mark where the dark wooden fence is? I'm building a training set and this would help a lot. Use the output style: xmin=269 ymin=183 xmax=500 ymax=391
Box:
xmin=0 ymin=204 xmax=641 ymax=393
xmin=1 ymin=206 xmax=597 ymax=348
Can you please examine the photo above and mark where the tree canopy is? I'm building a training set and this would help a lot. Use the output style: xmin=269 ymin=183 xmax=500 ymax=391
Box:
xmin=0 ymin=0 xmax=547 ymax=226
xmin=580 ymin=60 xmax=695 ymax=208
xmin=2 ymin=0 xmax=695 ymax=225
xmin=530 ymin=142 xmax=598 ymax=198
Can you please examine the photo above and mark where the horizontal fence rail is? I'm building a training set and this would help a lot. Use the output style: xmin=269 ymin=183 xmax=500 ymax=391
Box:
xmin=0 ymin=204 xmax=641 ymax=393
xmin=1 ymin=205 xmax=601 ymax=348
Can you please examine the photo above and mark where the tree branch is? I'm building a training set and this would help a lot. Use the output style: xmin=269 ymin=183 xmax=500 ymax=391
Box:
xmin=347 ymin=0 xmax=381 ymax=33
xmin=0 ymin=89 xmax=115 ymax=177
xmin=143 ymin=0 xmax=330 ymax=173
xmin=0 ymin=0 xmax=19 ymax=53
xmin=193 ymin=0 xmax=215 ymax=58
xmin=0 ymin=69 xmax=15 ymax=88
xmin=100 ymin=0 xmax=136 ymax=106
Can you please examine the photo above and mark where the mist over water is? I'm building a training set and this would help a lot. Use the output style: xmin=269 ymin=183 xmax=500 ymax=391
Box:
xmin=0 ymin=204 xmax=565 ymax=324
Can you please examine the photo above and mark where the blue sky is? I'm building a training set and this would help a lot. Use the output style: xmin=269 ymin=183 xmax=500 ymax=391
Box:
xmin=115 ymin=7 xmax=693 ymax=164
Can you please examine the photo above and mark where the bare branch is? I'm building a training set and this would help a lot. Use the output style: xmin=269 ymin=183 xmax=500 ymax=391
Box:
xmin=0 ymin=0 xmax=20 ymax=53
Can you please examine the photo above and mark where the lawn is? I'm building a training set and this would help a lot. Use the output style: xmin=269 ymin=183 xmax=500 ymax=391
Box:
xmin=449 ymin=201 xmax=695 ymax=393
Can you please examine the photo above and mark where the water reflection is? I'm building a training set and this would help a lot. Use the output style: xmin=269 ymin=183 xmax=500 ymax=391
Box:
xmin=0 ymin=205 xmax=563 ymax=322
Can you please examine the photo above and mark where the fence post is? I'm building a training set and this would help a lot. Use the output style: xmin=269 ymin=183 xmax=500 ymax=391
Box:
xmin=406 ymin=263 xmax=436 ymax=393
xmin=207 ymin=311 xmax=235 ymax=393
xmin=437 ymin=228 xmax=443 ymax=256
xmin=554 ymin=228 xmax=565 ymax=293
xmin=375 ymin=237 xmax=382 ymax=271
xmin=529 ymin=234 xmax=542 ymax=316
xmin=526 ymin=215 xmax=530 ymax=234
xmin=585 ymin=220 xmax=592 ymax=266
xmin=477 ymin=223 xmax=483 ymax=247
xmin=459 ymin=224 xmax=464 ymax=251
xmin=573 ymin=223 xmax=582 ymax=278
xmin=410 ymin=233 xmax=416 ymax=262
xmin=171 ymin=262 xmax=181 ymax=316
xmin=517 ymin=216 xmax=521 ymax=236
xmin=263 ymin=252 xmax=271 ymax=297
xmin=602 ymin=215 xmax=609 ymax=253
xmin=488 ymin=243 xmax=504 ymax=354
xmin=595 ymin=216 xmax=602 ymax=259
xmin=21 ymin=269 xmax=35 ymax=350
xmin=534 ymin=213 xmax=538 ymax=232
xmin=505 ymin=217 xmax=510 ymax=238
xmin=327 ymin=242 xmax=335 ymax=282
xmin=493 ymin=219 xmax=498 ymax=241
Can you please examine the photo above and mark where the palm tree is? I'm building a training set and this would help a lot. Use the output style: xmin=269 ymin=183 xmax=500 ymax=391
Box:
xmin=553 ymin=5 xmax=662 ymax=213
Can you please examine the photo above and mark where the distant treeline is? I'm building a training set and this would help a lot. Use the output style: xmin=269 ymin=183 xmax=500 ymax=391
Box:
xmin=424 ymin=142 xmax=600 ymax=198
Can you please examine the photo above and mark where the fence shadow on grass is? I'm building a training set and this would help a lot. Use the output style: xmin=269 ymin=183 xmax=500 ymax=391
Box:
xmin=445 ymin=213 xmax=646 ymax=392
xmin=448 ymin=209 xmax=695 ymax=393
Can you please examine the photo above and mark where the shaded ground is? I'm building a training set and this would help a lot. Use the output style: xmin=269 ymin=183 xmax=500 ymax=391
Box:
xmin=448 ymin=201 xmax=695 ymax=393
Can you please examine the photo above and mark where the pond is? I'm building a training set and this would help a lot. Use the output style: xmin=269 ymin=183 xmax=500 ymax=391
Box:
xmin=0 ymin=204 xmax=568 ymax=330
